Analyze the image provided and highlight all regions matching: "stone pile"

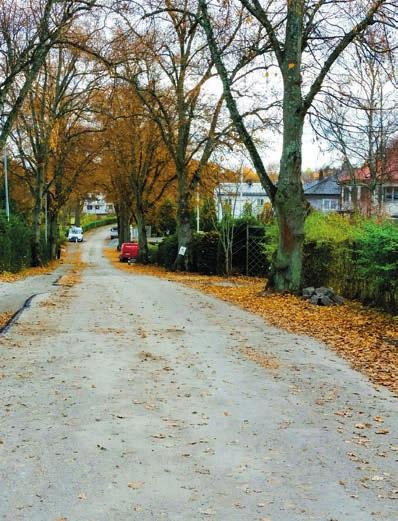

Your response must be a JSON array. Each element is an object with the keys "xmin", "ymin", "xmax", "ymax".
[{"xmin": 302, "ymin": 286, "xmax": 344, "ymax": 306}]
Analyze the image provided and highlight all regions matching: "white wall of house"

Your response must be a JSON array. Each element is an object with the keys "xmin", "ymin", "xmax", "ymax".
[
  {"xmin": 83, "ymin": 194, "xmax": 114, "ymax": 215},
  {"xmin": 383, "ymin": 184, "xmax": 398, "ymax": 216},
  {"xmin": 341, "ymin": 182, "xmax": 398, "ymax": 216},
  {"xmin": 308, "ymin": 197, "xmax": 340, "ymax": 212},
  {"xmin": 215, "ymin": 182, "xmax": 270, "ymax": 220}
]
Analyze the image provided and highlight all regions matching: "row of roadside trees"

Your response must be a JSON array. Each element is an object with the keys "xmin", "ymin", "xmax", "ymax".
[{"xmin": 1, "ymin": 0, "xmax": 397, "ymax": 292}]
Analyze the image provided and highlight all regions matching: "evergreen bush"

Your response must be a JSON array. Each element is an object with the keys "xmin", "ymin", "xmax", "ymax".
[
  {"xmin": 191, "ymin": 231, "xmax": 220, "ymax": 274},
  {"xmin": 0, "ymin": 212, "xmax": 32, "ymax": 272},
  {"xmin": 157, "ymin": 234, "xmax": 178, "ymax": 270}
]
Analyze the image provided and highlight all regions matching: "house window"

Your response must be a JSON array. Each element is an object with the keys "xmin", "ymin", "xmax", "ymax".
[
  {"xmin": 343, "ymin": 187, "xmax": 350, "ymax": 202},
  {"xmin": 87, "ymin": 205, "xmax": 93, "ymax": 210},
  {"xmin": 95, "ymin": 205, "xmax": 100, "ymax": 210},
  {"xmin": 257, "ymin": 198, "xmax": 264, "ymax": 206},
  {"xmin": 322, "ymin": 199, "xmax": 337, "ymax": 211},
  {"xmin": 384, "ymin": 187, "xmax": 398, "ymax": 201}
]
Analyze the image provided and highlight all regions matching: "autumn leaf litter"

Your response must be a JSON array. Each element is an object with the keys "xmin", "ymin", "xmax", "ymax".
[{"xmin": 105, "ymin": 247, "xmax": 398, "ymax": 395}]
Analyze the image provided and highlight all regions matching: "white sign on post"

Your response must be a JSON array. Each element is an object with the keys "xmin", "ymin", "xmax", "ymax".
[{"xmin": 178, "ymin": 246, "xmax": 187, "ymax": 256}]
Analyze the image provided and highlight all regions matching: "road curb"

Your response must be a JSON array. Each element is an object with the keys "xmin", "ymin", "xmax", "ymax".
[{"xmin": 0, "ymin": 294, "xmax": 39, "ymax": 335}]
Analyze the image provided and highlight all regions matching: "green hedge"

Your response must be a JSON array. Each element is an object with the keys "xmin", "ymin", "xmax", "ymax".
[
  {"xmin": 157, "ymin": 235, "xmax": 178, "ymax": 270},
  {"xmin": 191, "ymin": 231, "xmax": 221, "ymax": 274},
  {"xmin": 0, "ymin": 212, "xmax": 32, "ymax": 272},
  {"xmin": 82, "ymin": 216, "xmax": 117, "ymax": 232},
  {"xmin": 265, "ymin": 213, "xmax": 398, "ymax": 313}
]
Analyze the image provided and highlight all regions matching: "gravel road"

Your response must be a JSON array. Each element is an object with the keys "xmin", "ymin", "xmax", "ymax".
[
  {"xmin": 0, "ymin": 261, "xmax": 69, "ymax": 315},
  {"xmin": 0, "ymin": 228, "xmax": 397, "ymax": 521}
]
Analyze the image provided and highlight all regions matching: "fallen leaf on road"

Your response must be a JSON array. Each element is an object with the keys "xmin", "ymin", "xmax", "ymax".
[
  {"xmin": 105, "ymin": 247, "xmax": 398, "ymax": 394},
  {"xmin": 128, "ymin": 482, "xmax": 144, "ymax": 489},
  {"xmin": 78, "ymin": 493, "xmax": 86, "ymax": 500},
  {"xmin": 375, "ymin": 429, "xmax": 389, "ymax": 435},
  {"xmin": 151, "ymin": 433, "xmax": 166, "ymax": 439}
]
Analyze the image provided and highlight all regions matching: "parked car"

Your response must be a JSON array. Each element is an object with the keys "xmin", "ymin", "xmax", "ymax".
[
  {"xmin": 119, "ymin": 242, "xmax": 139, "ymax": 262},
  {"xmin": 110, "ymin": 226, "xmax": 118, "ymax": 239},
  {"xmin": 68, "ymin": 226, "xmax": 83, "ymax": 242}
]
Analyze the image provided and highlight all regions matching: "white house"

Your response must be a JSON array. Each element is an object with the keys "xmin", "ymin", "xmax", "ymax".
[
  {"xmin": 215, "ymin": 181, "xmax": 270, "ymax": 219},
  {"xmin": 82, "ymin": 194, "xmax": 114, "ymax": 215}
]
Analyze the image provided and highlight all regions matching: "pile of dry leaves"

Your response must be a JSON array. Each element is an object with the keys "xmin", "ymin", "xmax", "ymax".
[
  {"xmin": 0, "ymin": 260, "xmax": 60, "ymax": 283},
  {"xmin": 105, "ymin": 248, "xmax": 398, "ymax": 395},
  {"xmin": 0, "ymin": 312, "xmax": 13, "ymax": 330}
]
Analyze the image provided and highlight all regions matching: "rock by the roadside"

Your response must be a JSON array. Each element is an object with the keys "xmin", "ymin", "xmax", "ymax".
[
  {"xmin": 317, "ymin": 287, "xmax": 334, "ymax": 297},
  {"xmin": 303, "ymin": 286, "xmax": 344, "ymax": 306},
  {"xmin": 302, "ymin": 287, "xmax": 315, "ymax": 298},
  {"xmin": 319, "ymin": 295, "xmax": 335, "ymax": 306},
  {"xmin": 334, "ymin": 295, "xmax": 345, "ymax": 305}
]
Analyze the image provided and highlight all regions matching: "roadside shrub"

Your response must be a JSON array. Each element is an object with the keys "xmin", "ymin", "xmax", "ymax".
[
  {"xmin": 147, "ymin": 243, "xmax": 159, "ymax": 263},
  {"xmin": 263, "ymin": 212, "xmax": 398, "ymax": 313},
  {"xmin": 82, "ymin": 216, "xmax": 116, "ymax": 232},
  {"xmin": 157, "ymin": 234, "xmax": 178, "ymax": 270},
  {"xmin": 191, "ymin": 231, "xmax": 221, "ymax": 274},
  {"xmin": 0, "ymin": 212, "xmax": 32, "ymax": 272},
  {"xmin": 355, "ymin": 221, "xmax": 398, "ymax": 311}
]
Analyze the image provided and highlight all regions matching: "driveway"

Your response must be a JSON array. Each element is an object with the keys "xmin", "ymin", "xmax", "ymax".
[{"xmin": 0, "ymin": 228, "xmax": 396, "ymax": 520}]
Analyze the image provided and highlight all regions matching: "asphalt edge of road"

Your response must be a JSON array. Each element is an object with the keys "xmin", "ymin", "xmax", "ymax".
[{"xmin": 0, "ymin": 294, "xmax": 39, "ymax": 336}]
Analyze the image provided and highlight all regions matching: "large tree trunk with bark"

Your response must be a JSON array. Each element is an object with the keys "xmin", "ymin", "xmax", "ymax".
[
  {"xmin": 175, "ymin": 170, "xmax": 192, "ymax": 271},
  {"xmin": 74, "ymin": 200, "xmax": 81, "ymax": 227},
  {"xmin": 117, "ymin": 202, "xmax": 131, "ymax": 249},
  {"xmin": 135, "ymin": 209, "xmax": 149, "ymax": 263},
  {"xmin": 270, "ymin": 5, "xmax": 307, "ymax": 293},
  {"xmin": 31, "ymin": 180, "xmax": 44, "ymax": 267},
  {"xmin": 48, "ymin": 210, "xmax": 59, "ymax": 260},
  {"xmin": 272, "ymin": 107, "xmax": 306, "ymax": 292}
]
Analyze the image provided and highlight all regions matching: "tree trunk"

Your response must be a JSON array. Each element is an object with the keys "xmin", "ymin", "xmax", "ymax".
[
  {"xmin": 117, "ymin": 202, "xmax": 131, "ymax": 249},
  {"xmin": 271, "ymin": 6, "xmax": 307, "ymax": 293},
  {"xmin": 175, "ymin": 179, "xmax": 192, "ymax": 271},
  {"xmin": 48, "ymin": 211, "xmax": 59, "ymax": 260},
  {"xmin": 135, "ymin": 210, "xmax": 149, "ymax": 263},
  {"xmin": 31, "ymin": 185, "xmax": 44, "ymax": 267},
  {"xmin": 74, "ymin": 200, "xmax": 81, "ymax": 227},
  {"xmin": 272, "ymin": 110, "xmax": 306, "ymax": 292}
]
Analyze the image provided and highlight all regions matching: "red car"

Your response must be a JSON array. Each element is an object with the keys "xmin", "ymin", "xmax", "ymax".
[{"xmin": 119, "ymin": 242, "xmax": 139, "ymax": 262}]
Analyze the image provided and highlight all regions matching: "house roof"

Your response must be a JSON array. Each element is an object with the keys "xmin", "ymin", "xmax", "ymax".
[
  {"xmin": 215, "ymin": 182, "xmax": 268, "ymax": 198},
  {"xmin": 304, "ymin": 175, "xmax": 340, "ymax": 196},
  {"xmin": 339, "ymin": 138, "xmax": 398, "ymax": 183}
]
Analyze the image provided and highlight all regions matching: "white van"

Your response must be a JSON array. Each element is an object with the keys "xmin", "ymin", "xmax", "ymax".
[{"xmin": 68, "ymin": 226, "xmax": 83, "ymax": 242}]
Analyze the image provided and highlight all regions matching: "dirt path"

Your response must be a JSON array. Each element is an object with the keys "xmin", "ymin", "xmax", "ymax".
[
  {"xmin": 0, "ymin": 254, "xmax": 71, "ymax": 315},
  {"xmin": 0, "ymin": 228, "xmax": 397, "ymax": 521}
]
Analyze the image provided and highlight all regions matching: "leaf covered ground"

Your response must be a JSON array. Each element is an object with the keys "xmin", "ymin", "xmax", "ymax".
[
  {"xmin": 105, "ymin": 248, "xmax": 398, "ymax": 395},
  {"xmin": 0, "ymin": 260, "xmax": 60, "ymax": 283}
]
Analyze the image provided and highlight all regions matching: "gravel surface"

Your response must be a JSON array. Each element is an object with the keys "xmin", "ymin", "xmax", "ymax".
[
  {"xmin": 0, "ymin": 258, "xmax": 70, "ymax": 314},
  {"xmin": 0, "ymin": 228, "xmax": 397, "ymax": 521}
]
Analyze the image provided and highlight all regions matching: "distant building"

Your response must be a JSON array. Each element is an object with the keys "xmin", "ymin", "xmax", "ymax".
[
  {"xmin": 303, "ymin": 174, "xmax": 341, "ymax": 212},
  {"xmin": 339, "ymin": 142, "xmax": 398, "ymax": 218},
  {"xmin": 215, "ymin": 181, "xmax": 270, "ymax": 219},
  {"xmin": 82, "ymin": 194, "xmax": 114, "ymax": 215}
]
